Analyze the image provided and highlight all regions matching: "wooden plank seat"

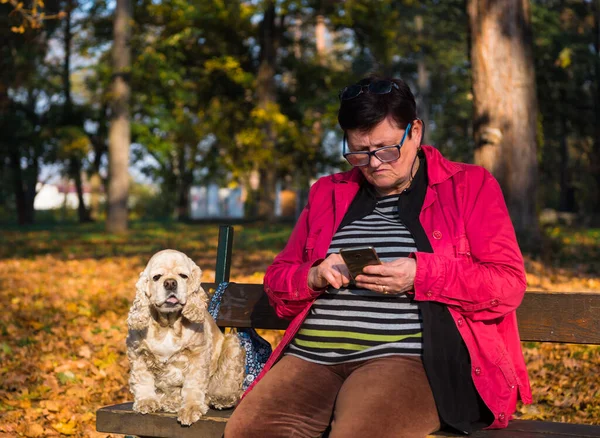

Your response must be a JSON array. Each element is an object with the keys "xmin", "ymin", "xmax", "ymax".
[{"xmin": 96, "ymin": 226, "xmax": 600, "ymax": 437}]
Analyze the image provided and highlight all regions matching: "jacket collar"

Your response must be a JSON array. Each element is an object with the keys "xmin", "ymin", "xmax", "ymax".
[
  {"xmin": 421, "ymin": 145, "xmax": 462, "ymax": 186},
  {"xmin": 333, "ymin": 171, "xmax": 362, "ymax": 232}
]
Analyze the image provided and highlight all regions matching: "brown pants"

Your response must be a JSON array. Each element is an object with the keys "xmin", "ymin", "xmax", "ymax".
[{"xmin": 225, "ymin": 355, "xmax": 440, "ymax": 438}]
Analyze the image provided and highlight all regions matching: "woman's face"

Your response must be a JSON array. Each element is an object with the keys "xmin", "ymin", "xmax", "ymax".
[{"xmin": 346, "ymin": 116, "xmax": 422, "ymax": 196}]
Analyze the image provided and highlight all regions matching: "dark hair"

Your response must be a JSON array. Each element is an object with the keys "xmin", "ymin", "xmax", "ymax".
[{"xmin": 337, "ymin": 76, "xmax": 417, "ymax": 133}]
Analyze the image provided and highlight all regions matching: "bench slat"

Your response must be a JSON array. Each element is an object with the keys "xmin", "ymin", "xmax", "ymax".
[
  {"xmin": 205, "ymin": 284, "xmax": 600, "ymax": 345},
  {"xmin": 96, "ymin": 403, "xmax": 230, "ymax": 437},
  {"xmin": 516, "ymin": 292, "xmax": 600, "ymax": 344},
  {"xmin": 96, "ymin": 403, "xmax": 600, "ymax": 438}
]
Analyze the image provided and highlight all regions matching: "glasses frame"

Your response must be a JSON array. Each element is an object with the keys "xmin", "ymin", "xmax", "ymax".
[
  {"xmin": 338, "ymin": 80, "xmax": 400, "ymax": 101},
  {"xmin": 343, "ymin": 122, "xmax": 412, "ymax": 167}
]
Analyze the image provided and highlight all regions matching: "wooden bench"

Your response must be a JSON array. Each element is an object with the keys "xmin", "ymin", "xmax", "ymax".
[{"xmin": 97, "ymin": 226, "xmax": 600, "ymax": 438}]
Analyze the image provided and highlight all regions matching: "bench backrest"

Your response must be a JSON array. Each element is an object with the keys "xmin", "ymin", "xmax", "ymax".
[{"xmin": 210, "ymin": 226, "xmax": 600, "ymax": 345}]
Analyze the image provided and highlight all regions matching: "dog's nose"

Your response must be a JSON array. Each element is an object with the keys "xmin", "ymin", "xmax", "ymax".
[{"xmin": 164, "ymin": 278, "xmax": 178, "ymax": 291}]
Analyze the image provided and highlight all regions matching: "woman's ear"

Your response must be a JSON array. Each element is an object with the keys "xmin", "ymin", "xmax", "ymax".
[
  {"xmin": 412, "ymin": 118, "xmax": 424, "ymax": 144},
  {"xmin": 128, "ymin": 271, "xmax": 152, "ymax": 330}
]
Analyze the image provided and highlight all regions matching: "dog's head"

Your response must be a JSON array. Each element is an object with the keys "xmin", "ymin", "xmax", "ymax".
[{"xmin": 128, "ymin": 250, "xmax": 208, "ymax": 330}]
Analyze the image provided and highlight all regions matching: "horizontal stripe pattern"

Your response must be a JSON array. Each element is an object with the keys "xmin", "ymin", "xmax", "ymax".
[{"xmin": 287, "ymin": 193, "xmax": 423, "ymax": 364}]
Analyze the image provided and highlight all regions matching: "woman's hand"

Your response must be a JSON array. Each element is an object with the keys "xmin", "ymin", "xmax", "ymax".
[
  {"xmin": 308, "ymin": 253, "xmax": 352, "ymax": 290},
  {"xmin": 354, "ymin": 257, "xmax": 416, "ymax": 295}
]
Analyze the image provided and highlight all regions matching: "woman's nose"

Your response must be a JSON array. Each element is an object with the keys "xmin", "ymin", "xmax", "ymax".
[{"xmin": 369, "ymin": 153, "xmax": 382, "ymax": 167}]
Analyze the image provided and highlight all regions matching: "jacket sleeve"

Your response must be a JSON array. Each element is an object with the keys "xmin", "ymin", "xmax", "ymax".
[
  {"xmin": 411, "ymin": 169, "xmax": 527, "ymax": 322},
  {"xmin": 263, "ymin": 181, "xmax": 326, "ymax": 320}
]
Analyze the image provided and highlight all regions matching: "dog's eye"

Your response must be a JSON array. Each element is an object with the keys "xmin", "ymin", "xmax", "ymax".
[
  {"xmin": 152, "ymin": 274, "xmax": 162, "ymax": 281},
  {"xmin": 179, "ymin": 274, "xmax": 188, "ymax": 279}
]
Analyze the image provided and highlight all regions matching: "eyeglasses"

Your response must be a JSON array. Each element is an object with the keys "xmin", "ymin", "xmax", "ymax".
[
  {"xmin": 343, "ymin": 123, "xmax": 412, "ymax": 167},
  {"xmin": 339, "ymin": 80, "xmax": 400, "ymax": 101}
]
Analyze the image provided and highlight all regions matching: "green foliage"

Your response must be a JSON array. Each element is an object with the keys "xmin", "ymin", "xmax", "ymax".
[
  {"xmin": 1, "ymin": 0, "xmax": 599, "ymax": 224},
  {"xmin": 55, "ymin": 126, "xmax": 91, "ymax": 161},
  {"xmin": 532, "ymin": 0, "xmax": 599, "ymax": 213}
]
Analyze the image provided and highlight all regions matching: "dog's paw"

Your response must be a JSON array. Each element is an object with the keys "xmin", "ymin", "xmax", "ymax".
[
  {"xmin": 134, "ymin": 397, "xmax": 160, "ymax": 414},
  {"xmin": 177, "ymin": 403, "xmax": 209, "ymax": 426}
]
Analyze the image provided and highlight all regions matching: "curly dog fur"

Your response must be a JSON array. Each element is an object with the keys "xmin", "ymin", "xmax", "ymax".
[{"xmin": 126, "ymin": 249, "xmax": 245, "ymax": 425}]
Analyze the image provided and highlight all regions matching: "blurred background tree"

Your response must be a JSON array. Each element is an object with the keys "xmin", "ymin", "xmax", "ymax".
[{"xmin": 1, "ymin": 0, "xmax": 599, "ymax": 240}]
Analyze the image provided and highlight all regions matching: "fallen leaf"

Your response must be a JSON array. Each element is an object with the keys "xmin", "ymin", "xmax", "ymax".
[
  {"xmin": 77, "ymin": 346, "xmax": 92, "ymax": 359},
  {"xmin": 24, "ymin": 424, "xmax": 45, "ymax": 438},
  {"xmin": 52, "ymin": 420, "xmax": 77, "ymax": 435}
]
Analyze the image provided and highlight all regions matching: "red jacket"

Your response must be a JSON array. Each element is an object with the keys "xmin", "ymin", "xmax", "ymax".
[{"xmin": 251, "ymin": 145, "xmax": 532, "ymax": 429}]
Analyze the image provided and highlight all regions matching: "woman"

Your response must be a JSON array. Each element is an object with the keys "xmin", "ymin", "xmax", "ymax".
[{"xmin": 225, "ymin": 76, "xmax": 531, "ymax": 437}]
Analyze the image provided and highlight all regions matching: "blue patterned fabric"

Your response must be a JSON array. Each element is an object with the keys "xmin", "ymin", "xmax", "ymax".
[{"xmin": 208, "ymin": 282, "xmax": 273, "ymax": 391}]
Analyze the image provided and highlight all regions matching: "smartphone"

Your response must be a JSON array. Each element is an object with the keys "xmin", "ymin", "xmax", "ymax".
[{"xmin": 339, "ymin": 246, "xmax": 382, "ymax": 280}]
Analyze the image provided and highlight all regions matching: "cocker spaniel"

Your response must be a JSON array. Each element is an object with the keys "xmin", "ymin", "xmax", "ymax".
[{"xmin": 126, "ymin": 249, "xmax": 245, "ymax": 425}]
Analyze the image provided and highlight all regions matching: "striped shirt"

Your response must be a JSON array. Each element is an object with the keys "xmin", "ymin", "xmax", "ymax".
[{"xmin": 286, "ymin": 194, "xmax": 423, "ymax": 364}]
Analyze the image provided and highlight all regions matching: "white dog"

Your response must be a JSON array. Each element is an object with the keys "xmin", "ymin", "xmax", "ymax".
[{"xmin": 126, "ymin": 249, "xmax": 245, "ymax": 425}]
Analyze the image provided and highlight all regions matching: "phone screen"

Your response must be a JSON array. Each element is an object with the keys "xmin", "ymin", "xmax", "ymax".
[{"xmin": 339, "ymin": 246, "xmax": 382, "ymax": 279}]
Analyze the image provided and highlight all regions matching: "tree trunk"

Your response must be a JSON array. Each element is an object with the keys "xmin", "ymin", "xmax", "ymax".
[
  {"xmin": 106, "ymin": 0, "xmax": 131, "ymax": 233},
  {"xmin": 24, "ymin": 158, "xmax": 37, "ymax": 223},
  {"xmin": 256, "ymin": 0, "xmax": 278, "ymax": 220},
  {"xmin": 9, "ymin": 149, "xmax": 27, "ymax": 225},
  {"xmin": 293, "ymin": 17, "xmax": 302, "ymax": 59},
  {"xmin": 89, "ymin": 103, "xmax": 108, "ymax": 221},
  {"xmin": 415, "ymin": 14, "xmax": 430, "ymax": 144},
  {"xmin": 315, "ymin": 14, "xmax": 326, "ymax": 66},
  {"xmin": 8, "ymin": 148, "xmax": 34, "ymax": 225},
  {"xmin": 467, "ymin": 0, "xmax": 540, "ymax": 248},
  {"xmin": 88, "ymin": 172, "xmax": 102, "ymax": 220},
  {"xmin": 71, "ymin": 158, "xmax": 90, "ymax": 222},
  {"xmin": 243, "ymin": 169, "xmax": 260, "ymax": 218},
  {"xmin": 177, "ymin": 183, "xmax": 190, "ymax": 221},
  {"xmin": 557, "ymin": 90, "xmax": 574, "ymax": 212},
  {"xmin": 63, "ymin": 0, "xmax": 90, "ymax": 223},
  {"xmin": 63, "ymin": 1, "xmax": 73, "ymax": 122},
  {"xmin": 592, "ymin": 0, "xmax": 600, "ymax": 215},
  {"xmin": 177, "ymin": 147, "xmax": 192, "ymax": 222}
]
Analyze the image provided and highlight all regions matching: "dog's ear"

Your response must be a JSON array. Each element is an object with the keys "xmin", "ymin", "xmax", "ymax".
[
  {"xmin": 187, "ymin": 257, "xmax": 203, "ymax": 293},
  {"xmin": 128, "ymin": 271, "xmax": 152, "ymax": 330},
  {"xmin": 182, "ymin": 257, "xmax": 207, "ymax": 323},
  {"xmin": 135, "ymin": 269, "xmax": 152, "ymax": 297},
  {"xmin": 182, "ymin": 285, "xmax": 208, "ymax": 323}
]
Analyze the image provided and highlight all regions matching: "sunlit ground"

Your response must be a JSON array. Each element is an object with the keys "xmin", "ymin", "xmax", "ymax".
[{"xmin": 0, "ymin": 222, "xmax": 598, "ymax": 436}]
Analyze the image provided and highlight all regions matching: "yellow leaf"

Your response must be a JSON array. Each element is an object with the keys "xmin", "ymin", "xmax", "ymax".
[
  {"xmin": 41, "ymin": 400, "xmax": 60, "ymax": 412},
  {"xmin": 79, "ymin": 412, "xmax": 94, "ymax": 422},
  {"xmin": 65, "ymin": 302, "xmax": 78, "ymax": 313},
  {"xmin": 556, "ymin": 47, "xmax": 572, "ymax": 69},
  {"xmin": 29, "ymin": 321, "xmax": 44, "ymax": 330},
  {"xmin": 52, "ymin": 420, "xmax": 77, "ymax": 435}
]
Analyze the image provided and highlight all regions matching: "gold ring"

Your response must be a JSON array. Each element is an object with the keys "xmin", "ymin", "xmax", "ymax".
[{"xmin": 382, "ymin": 285, "xmax": 388, "ymax": 294}]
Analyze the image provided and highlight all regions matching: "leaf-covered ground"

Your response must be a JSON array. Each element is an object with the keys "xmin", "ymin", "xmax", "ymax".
[{"xmin": 0, "ymin": 222, "xmax": 598, "ymax": 436}]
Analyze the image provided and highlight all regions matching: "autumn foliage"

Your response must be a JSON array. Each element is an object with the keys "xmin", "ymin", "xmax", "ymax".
[{"xmin": 0, "ymin": 223, "xmax": 598, "ymax": 436}]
